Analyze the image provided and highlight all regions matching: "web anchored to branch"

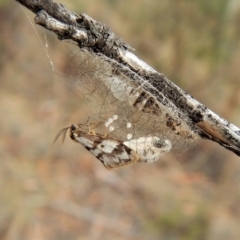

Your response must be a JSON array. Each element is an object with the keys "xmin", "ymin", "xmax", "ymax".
[{"xmin": 16, "ymin": 0, "xmax": 240, "ymax": 158}]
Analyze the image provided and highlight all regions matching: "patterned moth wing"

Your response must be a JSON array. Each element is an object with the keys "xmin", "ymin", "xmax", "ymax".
[
  {"xmin": 69, "ymin": 124, "xmax": 139, "ymax": 169},
  {"xmin": 54, "ymin": 123, "xmax": 172, "ymax": 169}
]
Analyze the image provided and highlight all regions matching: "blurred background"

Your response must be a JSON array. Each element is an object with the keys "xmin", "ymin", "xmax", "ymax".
[{"xmin": 0, "ymin": 0, "xmax": 239, "ymax": 239}]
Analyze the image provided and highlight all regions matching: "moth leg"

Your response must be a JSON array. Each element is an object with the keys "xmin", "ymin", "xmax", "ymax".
[
  {"xmin": 87, "ymin": 122, "xmax": 100, "ymax": 136},
  {"xmin": 102, "ymin": 132, "xmax": 109, "ymax": 139},
  {"xmin": 88, "ymin": 126, "xmax": 96, "ymax": 135}
]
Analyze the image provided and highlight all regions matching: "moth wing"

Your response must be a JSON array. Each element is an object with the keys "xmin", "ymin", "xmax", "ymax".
[{"xmin": 71, "ymin": 131, "xmax": 139, "ymax": 169}]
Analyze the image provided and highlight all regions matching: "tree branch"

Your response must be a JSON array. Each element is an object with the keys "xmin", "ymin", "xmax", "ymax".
[{"xmin": 15, "ymin": 0, "xmax": 240, "ymax": 156}]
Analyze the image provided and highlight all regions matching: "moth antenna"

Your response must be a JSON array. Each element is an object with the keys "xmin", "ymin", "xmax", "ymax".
[{"xmin": 52, "ymin": 127, "xmax": 69, "ymax": 145}]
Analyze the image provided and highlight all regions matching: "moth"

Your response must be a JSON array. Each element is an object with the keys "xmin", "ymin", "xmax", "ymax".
[{"xmin": 53, "ymin": 122, "xmax": 172, "ymax": 169}]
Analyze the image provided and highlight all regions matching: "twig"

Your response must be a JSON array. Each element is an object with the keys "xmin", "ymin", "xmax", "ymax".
[{"xmin": 15, "ymin": 0, "xmax": 240, "ymax": 156}]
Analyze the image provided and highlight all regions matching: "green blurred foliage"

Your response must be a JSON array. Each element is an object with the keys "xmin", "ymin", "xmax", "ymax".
[{"xmin": 148, "ymin": 205, "xmax": 209, "ymax": 240}]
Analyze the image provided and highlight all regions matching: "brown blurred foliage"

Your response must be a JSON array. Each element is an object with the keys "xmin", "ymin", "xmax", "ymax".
[{"xmin": 0, "ymin": 0, "xmax": 239, "ymax": 239}]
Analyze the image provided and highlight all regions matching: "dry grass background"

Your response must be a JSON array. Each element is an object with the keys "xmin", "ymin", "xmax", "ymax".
[{"xmin": 0, "ymin": 0, "xmax": 239, "ymax": 239}]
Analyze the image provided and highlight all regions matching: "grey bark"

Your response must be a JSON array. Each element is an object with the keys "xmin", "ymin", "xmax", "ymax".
[{"xmin": 15, "ymin": 0, "xmax": 240, "ymax": 157}]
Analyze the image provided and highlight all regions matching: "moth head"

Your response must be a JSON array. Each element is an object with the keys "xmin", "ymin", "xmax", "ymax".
[{"xmin": 70, "ymin": 124, "xmax": 78, "ymax": 131}]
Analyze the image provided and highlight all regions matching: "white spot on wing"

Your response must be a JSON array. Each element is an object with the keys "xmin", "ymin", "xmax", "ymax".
[{"xmin": 98, "ymin": 139, "xmax": 119, "ymax": 153}]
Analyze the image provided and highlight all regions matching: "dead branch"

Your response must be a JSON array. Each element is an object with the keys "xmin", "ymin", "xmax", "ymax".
[{"xmin": 15, "ymin": 0, "xmax": 240, "ymax": 156}]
